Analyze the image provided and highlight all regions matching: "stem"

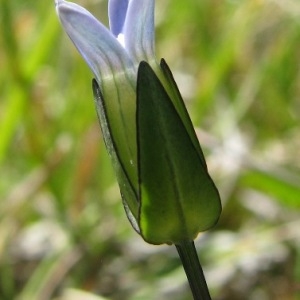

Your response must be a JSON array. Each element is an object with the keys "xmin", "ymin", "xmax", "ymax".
[{"xmin": 175, "ymin": 240, "xmax": 211, "ymax": 300}]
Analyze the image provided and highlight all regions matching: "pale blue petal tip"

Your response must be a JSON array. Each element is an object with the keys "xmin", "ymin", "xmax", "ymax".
[
  {"xmin": 108, "ymin": 0, "xmax": 129, "ymax": 37},
  {"xmin": 124, "ymin": 0, "xmax": 155, "ymax": 61},
  {"xmin": 55, "ymin": 0, "xmax": 64, "ymax": 8},
  {"xmin": 56, "ymin": 0, "xmax": 134, "ymax": 82}
]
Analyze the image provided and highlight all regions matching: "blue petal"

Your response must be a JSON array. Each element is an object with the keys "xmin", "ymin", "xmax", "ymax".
[
  {"xmin": 123, "ymin": 0, "xmax": 155, "ymax": 62},
  {"xmin": 56, "ymin": 0, "xmax": 134, "ymax": 84},
  {"xmin": 108, "ymin": 0, "xmax": 129, "ymax": 37}
]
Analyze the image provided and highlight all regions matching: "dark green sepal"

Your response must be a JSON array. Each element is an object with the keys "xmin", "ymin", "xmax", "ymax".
[
  {"xmin": 159, "ymin": 59, "xmax": 207, "ymax": 167},
  {"xmin": 136, "ymin": 62, "xmax": 221, "ymax": 245}
]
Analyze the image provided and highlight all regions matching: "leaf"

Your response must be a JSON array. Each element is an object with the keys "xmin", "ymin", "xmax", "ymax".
[{"xmin": 242, "ymin": 168, "xmax": 300, "ymax": 209}]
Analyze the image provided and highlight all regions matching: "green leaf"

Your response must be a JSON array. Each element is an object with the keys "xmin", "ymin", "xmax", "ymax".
[
  {"xmin": 137, "ymin": 62, "xmax": 221, "ymax": 245},
  {"xmin": 242, "ymin": 168, "xmax": 300, "ymax": 209}
]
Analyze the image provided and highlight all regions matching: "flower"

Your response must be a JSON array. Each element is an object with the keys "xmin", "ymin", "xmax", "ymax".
[{"xmin": 55, "ymin": 0, "xmax": 222, "ymax": 245}]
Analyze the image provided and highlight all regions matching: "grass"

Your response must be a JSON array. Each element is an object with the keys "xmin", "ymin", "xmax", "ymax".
[{"xmin": 0, "ymin": 0, "xmax": 300, "ymax": 299}]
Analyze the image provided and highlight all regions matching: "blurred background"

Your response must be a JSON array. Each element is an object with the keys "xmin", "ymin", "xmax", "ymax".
[{"xmin": 0, "ymin": 0, "xmax": 300, "ymax": 299}]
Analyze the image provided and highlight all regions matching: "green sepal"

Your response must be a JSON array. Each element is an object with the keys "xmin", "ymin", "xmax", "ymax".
[
  {"xmin": 92, "ymin": 79, "xmax": 139, "ymax": 232},
  {"xmin": 136, "ymin": 62, "xmax": 222, "ymax": 245},
  {"xmin": 96, "ymin": 70, "xmax": 138, "ymax": 199},
  {"xmin": 159, "ymin": 59, "xmax": 206, "ymax": 167}
]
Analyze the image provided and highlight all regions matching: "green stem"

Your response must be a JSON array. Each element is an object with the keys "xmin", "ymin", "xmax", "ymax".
[{"xmin": 175, "ymin": 240, "xmax": 211, "ymax": 300}]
